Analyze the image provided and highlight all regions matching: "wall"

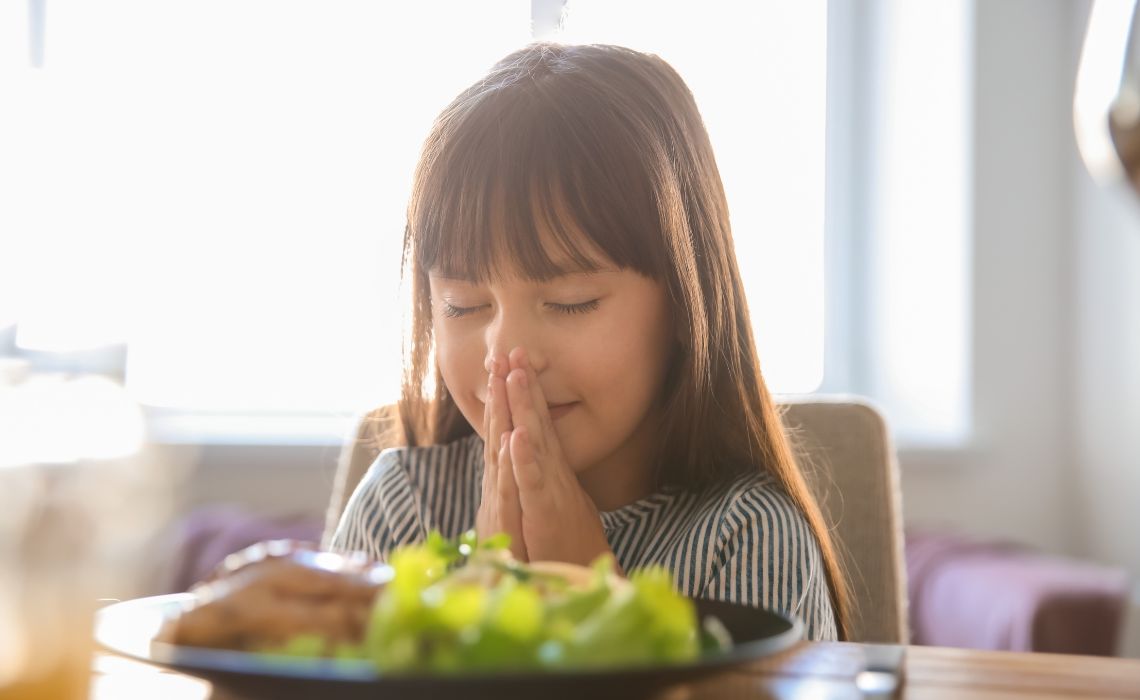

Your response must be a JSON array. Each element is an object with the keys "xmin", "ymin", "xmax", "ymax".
[
  {"xmin": 897, "ymin": 0, "xmax": 1140, "ymax": 654},
  {"xmin": 176, "ymin": 444, "xmax": 339, "ymax": 519},
  {"xmin": 898, "ymin": 0, "xmax": 1080, "ymax": 557},
  {"xmin": 1071, "ymin": 0, "xmax": 1140, "ymax": 648},
  {"xmin": 1075, "ymin": 157, "xmax": 1140, "ymax": 654}
]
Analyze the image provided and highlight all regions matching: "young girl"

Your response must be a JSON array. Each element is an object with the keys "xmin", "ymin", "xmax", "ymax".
[{"xmin": 331, "ymin": 43, "xmax": 850, "ymax": 641}]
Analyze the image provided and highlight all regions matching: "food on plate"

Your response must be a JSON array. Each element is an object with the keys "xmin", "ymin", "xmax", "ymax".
[
  {"xmin": 154, "ymin": 540, "xmax": 389, "ymax": 654},
  {"xmin": 155, "ymin": 532, "xmax": 732, "ymax": 673}
]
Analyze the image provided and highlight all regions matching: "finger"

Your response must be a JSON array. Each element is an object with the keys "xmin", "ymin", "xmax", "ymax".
[
  {"xmin": 482, "ymin": 374, "xmax": 493, "ymax": 467},
  {"xmin": 509, "ymin": 425, "xmax": 546, "ymax": 494},
  {"xmin": 478, "ymin": 375, "xmax": 504, "ymax": 542},
  {"xmin": 498, "ymin": 434, "xmax": 527, "ymax": 560},
  {"xmin": 505, "ymin": 366, "xmax": 546, "ymax": 458},
  {"xmin": 489, "ymin": 373, "xmax": 513, "ymax": 454},
  {"xmin": 487, "ymin": 350, "xmax": 511, "ymax": 449},
  {"xmin": 481, "ymin": 374, "xmax": 498, "ymax": 496},
  {"xmin": 484, "ymin": 349, "xmax": 512, "ymax": 455},
  {"xmin": 510, "ymin": 348, "xmax": 558, "ymax": 449},
  {"xmin": 498, "ymin": 435, "xmax": 519, "ymax": 507}
]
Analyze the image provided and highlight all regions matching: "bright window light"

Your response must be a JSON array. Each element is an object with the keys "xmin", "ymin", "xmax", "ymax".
[
  {"xmin": 865, "ymin": 0, "xmax": 973, "ymax": 445},
  {"xmin": 3, "ymin": 1, "xmax": 827, "ymax": 435},
  {"xmin": 558, "ymin": 0, "xmax": 828, "ymax": 393},
  {"xmin": 3, "ymin": 1, "xmax": 529, "ymax": 416}
]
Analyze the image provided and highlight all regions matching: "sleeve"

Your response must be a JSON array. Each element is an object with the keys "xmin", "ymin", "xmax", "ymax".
[
  {"xmin": 700, "ymin": 486, "xmax": 838, "ymax": 641},
  {"xmin": 327, "ymin": 448, "xmax": 425, "ymax": 561}
]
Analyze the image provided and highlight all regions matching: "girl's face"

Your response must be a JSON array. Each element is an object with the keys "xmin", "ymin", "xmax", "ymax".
[{"xmin": 428, "ymin": 252, "xmax": 673, "ymax": 506}]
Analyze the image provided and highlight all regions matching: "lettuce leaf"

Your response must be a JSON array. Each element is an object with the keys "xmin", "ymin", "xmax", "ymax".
[{"xmin": 274, "ymin": 531, "xmax": 727, "ymax": 673}]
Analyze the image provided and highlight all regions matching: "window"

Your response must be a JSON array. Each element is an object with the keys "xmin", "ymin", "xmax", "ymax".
[
  {"xmin": 820, "ymin": 0, "xmax": 973, "ymax": 447},
  {"xmin": 2, "ymin": 1, "xmax": 969, "ymax": 448},
  {"xmin": 2, "ymin": 2, "xmax": 531, "ymax": 442},
  {"xmin": 554, "ymin": 0, "xmax": 829, "ymax": 395}
]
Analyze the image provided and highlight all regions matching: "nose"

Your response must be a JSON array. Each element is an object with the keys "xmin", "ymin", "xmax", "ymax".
[{"xmin": 483, "ymin": 306, "xmax": 546, "ymax": 377}]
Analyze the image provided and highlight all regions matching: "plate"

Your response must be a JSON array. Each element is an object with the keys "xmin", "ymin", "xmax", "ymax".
[{"xmin": 96, "ymin": 593, "xmax": 802, "ymax": 699}]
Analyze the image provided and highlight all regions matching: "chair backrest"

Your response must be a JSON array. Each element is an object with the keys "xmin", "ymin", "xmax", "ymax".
[
  {"xmin": 779, "ymin": 396, "xmax": 908, "ymax": 644},
  {"xmin": 322, "ymin": 405, "xmax": 394, "ymax": 548},
  {"xmin": 323, "ymin": 396, "xmax": 908, "ymax": 643}
]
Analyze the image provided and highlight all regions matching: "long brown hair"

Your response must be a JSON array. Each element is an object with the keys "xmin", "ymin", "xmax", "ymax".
[{"xmin": 389, "ymin": 42, "xmax": 851, "ymax": 638}]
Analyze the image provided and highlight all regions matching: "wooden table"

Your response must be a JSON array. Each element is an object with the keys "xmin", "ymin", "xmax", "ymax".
[{"xmin": 91, "ymin": 642, "xmax": 1140, "ymax": 699}]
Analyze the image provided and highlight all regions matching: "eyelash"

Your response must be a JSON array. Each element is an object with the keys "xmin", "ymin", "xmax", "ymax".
[
  {"xmin": 553, "ymin": 299, "xmax": 600, "ymax": 315},
  {"xmin": 441, "ymin": 303, "xmax": 482, "ymax": 319},
  {"xmin": 440, "ymin": 299, "xmax": 600, "ymax": 319}
]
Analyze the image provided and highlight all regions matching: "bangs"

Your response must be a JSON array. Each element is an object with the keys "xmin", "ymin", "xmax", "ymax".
[{"xmin": 409, "ymin": 78, "xmax": 667, "ymax": 284}]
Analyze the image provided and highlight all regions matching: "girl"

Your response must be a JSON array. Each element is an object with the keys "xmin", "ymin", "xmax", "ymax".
[{"xmin": 331, "ymin": 43, "xmax": 850, "ymax": 641}]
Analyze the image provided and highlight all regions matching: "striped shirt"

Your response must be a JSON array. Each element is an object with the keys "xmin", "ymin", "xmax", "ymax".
[{"xmin": 330, "ymin": 433, "xmax": 837, "ymax": 641}]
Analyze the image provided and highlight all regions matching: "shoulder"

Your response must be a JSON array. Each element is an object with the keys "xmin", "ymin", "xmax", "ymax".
[
  {"xmin": 330, "ymin": 433, "xmax": 483, "ymax": 557},
  {"xmin": 399, "ymin": 432, "xmax": 484, "ymax": 537},
  {"xmin": 396, "ymin": 432, "xmax": 484, "ymax": 488},
  {"xmin": 356, "ymin": 432, "xmax": 483, "ymax": 490},
  {"xmin": 718, "ymin": 471, "xmax": 810, "ymax": 536}
]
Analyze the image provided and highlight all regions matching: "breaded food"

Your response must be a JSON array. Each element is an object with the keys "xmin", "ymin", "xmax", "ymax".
[{"xmin": 155, "ymin": 541, "xmax": 390, "ymax": 653}]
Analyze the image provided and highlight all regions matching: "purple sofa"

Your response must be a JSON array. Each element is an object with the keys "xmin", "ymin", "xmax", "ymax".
[{"xmin": 906, "ymin": 529, "xmax": 1130, "ymax": 655}]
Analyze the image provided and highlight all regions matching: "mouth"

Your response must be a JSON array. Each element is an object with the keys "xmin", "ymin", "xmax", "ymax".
[{"xmin": 547, "ymin": 402, "xmax": 579, "ymax": 420}]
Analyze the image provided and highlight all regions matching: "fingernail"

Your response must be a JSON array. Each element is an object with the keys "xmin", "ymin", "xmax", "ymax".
[{"xmin": 516, "ymin": 369, "xmax": 528, "ymax": 388}]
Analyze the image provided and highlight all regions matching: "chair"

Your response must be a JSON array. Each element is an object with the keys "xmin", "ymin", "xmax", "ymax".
[
  {"xmin": 323, "ymin": 396, "xmax": 908, "ymax": 644},
  {"xmin": 779, "ymin": 396, "xmax": 909, "ymax": 644},
  {"xmin": 322, "ymin": 404, "xmax": 397, "ymax": 549}
]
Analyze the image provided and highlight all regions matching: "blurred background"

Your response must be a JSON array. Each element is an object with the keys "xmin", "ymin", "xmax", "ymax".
[{"xmin": 1, "ymin": 0, "xmax": 1137, "ymax": 657}]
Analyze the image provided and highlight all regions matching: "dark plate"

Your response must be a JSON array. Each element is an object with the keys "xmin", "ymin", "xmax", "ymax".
[{"xmin": 95, "ymin": 593, "xmax": 802, "ymax": 699}]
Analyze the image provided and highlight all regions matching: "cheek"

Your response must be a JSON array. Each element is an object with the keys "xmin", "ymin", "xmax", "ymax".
[
  {"xmin": 434, "ymin": 325, "xmax": 485, "ymax": 431},
  {"xmin": 573, "ymin": 310, "xmax": 670, "ymax": 423}
]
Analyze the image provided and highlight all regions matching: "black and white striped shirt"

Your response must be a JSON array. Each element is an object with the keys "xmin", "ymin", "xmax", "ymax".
[{"xmin": 330, "ymin": 433, "xmax": 837, "ymax": 641}]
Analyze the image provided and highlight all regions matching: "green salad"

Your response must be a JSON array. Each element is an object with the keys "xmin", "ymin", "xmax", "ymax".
[{"xmin": 265, "ymin": 531, "xmax": 732, "ymax": 673}]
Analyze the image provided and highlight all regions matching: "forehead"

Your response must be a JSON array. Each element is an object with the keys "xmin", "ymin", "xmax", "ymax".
[
  {"xmin": 427, "ymin": 202, "xmax": 617, "ymax": 284},
  {"xmin": 428, "ymin": 257, "xmax": 614, "ymax": 285}
]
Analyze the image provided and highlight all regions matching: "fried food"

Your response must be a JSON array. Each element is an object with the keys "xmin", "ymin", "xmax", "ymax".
[{"xmin": 155, "ymin": 541, "xmax": 389, "ymax": 653}]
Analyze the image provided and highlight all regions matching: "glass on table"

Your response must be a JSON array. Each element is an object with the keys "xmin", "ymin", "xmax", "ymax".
[{"xmin": 0, "ymin": 370, "xmax": 170, "ymax": 700}]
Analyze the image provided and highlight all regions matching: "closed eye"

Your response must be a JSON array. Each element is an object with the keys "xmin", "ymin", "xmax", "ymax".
[
  {"xmin": 440, "ymin": 298, "xmax": 601, "ymax": 319},
  {"xmin": 548, "ymin": 299, "xmax": 600, "ymax": 315},
  {"xmin": 440, "ymin": 301, "xmax": 486, "ymax": 319}
]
